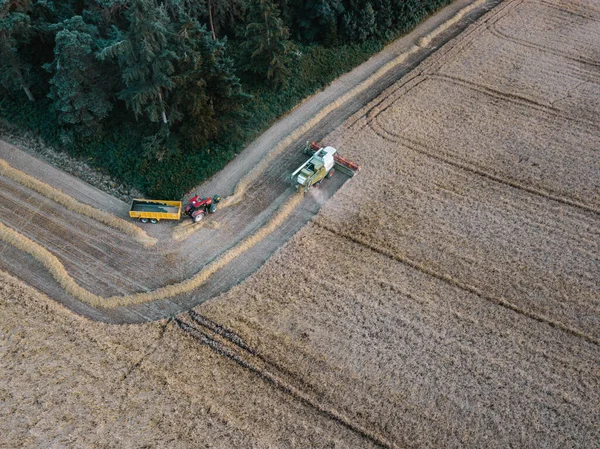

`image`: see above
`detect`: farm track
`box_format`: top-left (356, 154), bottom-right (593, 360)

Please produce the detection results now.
top-left (0, 0), bottom-right (502, 322)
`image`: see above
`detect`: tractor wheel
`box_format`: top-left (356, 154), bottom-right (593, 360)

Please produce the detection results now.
top-left (327, 168), bottom-right (335, 178)
top-left (150, 218), bottom-right (158, 224)
top-left (193, 212), bottom-right (204, 223)
top-left (140, 218), bottom-right (149, 223)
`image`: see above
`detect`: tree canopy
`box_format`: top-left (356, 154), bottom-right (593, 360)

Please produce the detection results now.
top-left (0, 0), bottom-right (452, 197)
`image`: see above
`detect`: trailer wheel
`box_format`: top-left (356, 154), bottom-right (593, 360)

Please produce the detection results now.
top-left (150, 218), bottom-right (158, 224)
top-left (140, 218), bottom-right (149, 223)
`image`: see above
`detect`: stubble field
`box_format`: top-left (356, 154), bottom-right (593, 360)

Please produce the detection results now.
top-left (1, 0), bottom-right (599, 447)
top-left (198, 0), bottom-right (600, 445)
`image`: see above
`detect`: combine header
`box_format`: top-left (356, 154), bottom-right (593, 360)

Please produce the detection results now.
top-left (290, 142), bottom-right (360, 192)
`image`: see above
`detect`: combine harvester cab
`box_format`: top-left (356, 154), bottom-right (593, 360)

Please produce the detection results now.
top-left (291, 142), bottom-right (360, 192)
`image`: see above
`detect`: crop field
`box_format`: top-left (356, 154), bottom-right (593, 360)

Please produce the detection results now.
top-left (198, 0), bottom-right (600, 445)
top-left (1, 0), bottom-right (599, 447)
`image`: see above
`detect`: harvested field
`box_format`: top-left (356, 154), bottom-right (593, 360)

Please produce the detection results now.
top-left (199, 224), bottom-right (600, 448)
top-left (0, 272), bottom-right (375, 448)
top-left (1, 0), bottom-right (600, 446)
top-left (193, 0), bottom-right (600, 445)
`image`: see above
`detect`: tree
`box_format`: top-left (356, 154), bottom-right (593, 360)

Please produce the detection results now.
top-left (44, 16), bottom-right (112, 135)
top-left (0, 0), bottom-right (35, 101)
top-left (207, 0), bottom-right (246, 38)
top-left (341, 0), bottom-right (376, 43)
top-left (98, 0), bottom-right (176, 124)
top-left (170, 20), bottom-right (248, 147)
top-left (241, 0), bottom-right (295, 87)
top-left (293, 0), bottom-right (344, 44)
top-left (372, 0), bottom-right (393, 39)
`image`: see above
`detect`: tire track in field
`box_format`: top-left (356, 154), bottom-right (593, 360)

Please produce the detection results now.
top-left (314, 222), bottom-right (600, 347)
top-left (365, 117), bottom-right (600, 216)
top-left (173, 315), bottom-right (398, 449)
top-left (428, 74), bottom-right (600, 126)
top-left (0, 177), bottom-right (146, 254)
top-left (535, 0), bottom-right (600, 21)
top-left (338, 0), bottom-right (521, 133)
top-left (0, 159), bottom-right (155, 247)
top-left (487, 22), bottom-right (600, 68)
top-left (187, 310), bottom-right (318, 393)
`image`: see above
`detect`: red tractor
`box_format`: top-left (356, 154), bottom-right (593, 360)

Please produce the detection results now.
top-left (184, 194), bottom-right (221, 223)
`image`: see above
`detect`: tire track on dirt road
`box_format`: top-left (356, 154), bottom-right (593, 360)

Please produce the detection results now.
top-left (0, 158), bottom-right (155, 247)
top-left (0, 0), bottom-right (507, 321)
top-left (173, 314), bottom-right (399, 449)
top-left (186, 0), bottom-right (500, 219)
top-left (0, 192), bottom-right (305, 308)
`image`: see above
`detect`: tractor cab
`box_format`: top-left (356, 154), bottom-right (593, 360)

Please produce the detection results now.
top-left (184, 194), bottom-right (221, 222)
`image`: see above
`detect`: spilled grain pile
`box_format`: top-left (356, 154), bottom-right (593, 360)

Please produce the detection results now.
top-left (0, 158), bottom-right (156, 247)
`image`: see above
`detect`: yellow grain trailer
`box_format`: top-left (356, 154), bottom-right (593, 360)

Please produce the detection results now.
top-left (129, 199), bottom-right (182, 223)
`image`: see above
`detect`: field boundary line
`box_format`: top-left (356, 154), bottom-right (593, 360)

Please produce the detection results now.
top-left (0, 158), bottom-right (156, 247)
top-left (0, 191), bottom-right (304, 309)
top-left (367, 122), bottom-right (600, 216)
top-left (174, 315), bottom-right (400, 449)
top-left (315, 222), bottom-right (600, 347)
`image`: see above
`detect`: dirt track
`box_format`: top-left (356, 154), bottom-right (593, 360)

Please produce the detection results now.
top-left (0, 0), bottom-right (498, 322)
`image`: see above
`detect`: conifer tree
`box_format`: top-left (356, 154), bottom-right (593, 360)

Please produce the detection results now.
top-left (170, 20), bottom-right (247, 147)
top-left (373, 0), bottom-right (393, 38)
top-left (294, 0), bottom-right (344, 44)
top-left (341, 0), bottom-right (376, 42)
top-left (45, 16), bottom-right (112, 134)
top-left (0, 0), bottom-right (35, 101)
top-left (241, 0), bottom-right (295, 87)
top-left (98, 0), bottom-right (176, 124)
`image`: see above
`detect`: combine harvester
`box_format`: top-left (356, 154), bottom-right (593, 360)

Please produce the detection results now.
top-left (290, 142), bottom-right (360, 192)
top-left (129, 194), bottom-right (221, 223)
